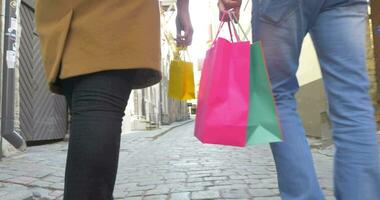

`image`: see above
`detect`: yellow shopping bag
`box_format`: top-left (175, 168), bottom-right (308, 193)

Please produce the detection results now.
top-left (168, 48), bottom-right (195, 100)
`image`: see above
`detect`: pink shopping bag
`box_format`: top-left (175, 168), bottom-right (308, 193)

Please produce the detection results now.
top-left (195, 17), bottom-right (251, 147)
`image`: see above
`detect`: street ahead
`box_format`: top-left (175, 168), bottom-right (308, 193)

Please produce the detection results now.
top-left (0, 121), bottom-right (335, 200)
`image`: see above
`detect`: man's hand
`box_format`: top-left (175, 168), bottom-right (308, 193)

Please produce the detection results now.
top-left (176, 0), bottom-right (193, 47)
top-left (218, 0), bottom-right (242, 22)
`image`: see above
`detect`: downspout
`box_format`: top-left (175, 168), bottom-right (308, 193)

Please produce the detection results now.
top-left (0, 0), bottom-right (26, 151)
top-left (0, 0), bottom-right (3, 158)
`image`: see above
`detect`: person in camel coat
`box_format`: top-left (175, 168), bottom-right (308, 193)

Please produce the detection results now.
top-left (35, 0), bottom-right (193, 199)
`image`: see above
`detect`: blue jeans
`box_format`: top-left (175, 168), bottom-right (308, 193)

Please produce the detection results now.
top-left (252, 0), bottom-right (380, 199)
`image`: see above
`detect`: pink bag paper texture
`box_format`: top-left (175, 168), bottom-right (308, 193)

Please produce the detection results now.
top-left (195, 38), bottom-right (250, 147)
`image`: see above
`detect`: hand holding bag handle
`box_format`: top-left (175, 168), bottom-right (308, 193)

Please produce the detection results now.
top-left (212, 10), bottom-right (249, 47)
top-left (227, 9), bottom-right (250, 41)
top-left (212, 12), bottom-right (240, 46)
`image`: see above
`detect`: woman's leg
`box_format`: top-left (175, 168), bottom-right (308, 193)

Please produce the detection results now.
top-left (61, 70), bottom-right (135, 200)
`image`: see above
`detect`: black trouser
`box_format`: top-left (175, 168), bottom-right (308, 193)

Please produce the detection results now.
top-left (60, 70), bottom-right (135, 200)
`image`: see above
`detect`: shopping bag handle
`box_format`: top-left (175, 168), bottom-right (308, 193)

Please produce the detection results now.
top-left (213, 12), bottom-right (237, 45)
top-left (227, 10), bottom-right (250, 41)
top-left (212, 10), bottom-right (249, 46)
top-left (227, 22), bottom-right (235, 42)
top-left (174, 46), bottom-right (191, 61)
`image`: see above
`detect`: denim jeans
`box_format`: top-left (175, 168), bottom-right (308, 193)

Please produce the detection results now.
top-left (60, 70), bottom-right (135, 200)
top-left (252, 0), bottom-right (380, 199)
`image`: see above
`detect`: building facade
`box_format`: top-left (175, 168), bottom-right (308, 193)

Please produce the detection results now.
top-left (122, 0), bottom-right (190, 132)
top-left (0, 0), bottom-right (191, 157)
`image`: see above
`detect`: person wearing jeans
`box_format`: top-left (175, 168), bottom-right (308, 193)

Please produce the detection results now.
top-left (35, 0), bottom-right (193, 199)
top-left (220, 0), bottom-right (380, 199)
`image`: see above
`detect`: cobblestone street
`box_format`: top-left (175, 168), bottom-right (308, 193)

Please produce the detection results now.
top-left (0, 120), bottom-right (337, 200)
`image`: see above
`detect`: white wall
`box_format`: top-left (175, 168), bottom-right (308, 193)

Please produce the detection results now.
top-left (297, 35), bottom-right (322, 86)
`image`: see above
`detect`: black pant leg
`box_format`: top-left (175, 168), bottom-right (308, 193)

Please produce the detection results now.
top-left (61, 70), bottom-right (135, 200)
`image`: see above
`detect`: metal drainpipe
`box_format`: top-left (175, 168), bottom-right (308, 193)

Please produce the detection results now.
top-left (0, 0), bottom-right (3, 158)
top-left (0, 0), bottom-right (26, 151)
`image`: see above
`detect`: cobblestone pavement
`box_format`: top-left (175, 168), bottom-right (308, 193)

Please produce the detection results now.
top-left (0, 120), bottom-right (338, 200)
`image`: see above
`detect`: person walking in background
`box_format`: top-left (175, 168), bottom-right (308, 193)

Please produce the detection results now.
top-left (219, 0), bottom-right (380, 199)
top-left (35, 0), bottom-right (192, 199)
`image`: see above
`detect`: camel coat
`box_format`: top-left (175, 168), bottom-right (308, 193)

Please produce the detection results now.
top-left (35, 0), bottom-right (162, 94)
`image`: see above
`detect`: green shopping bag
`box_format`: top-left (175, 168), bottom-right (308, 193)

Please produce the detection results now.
top-left (247, 42), bottom-right (283, 145)
top-left (195, 11), bottom-right (282, 147)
